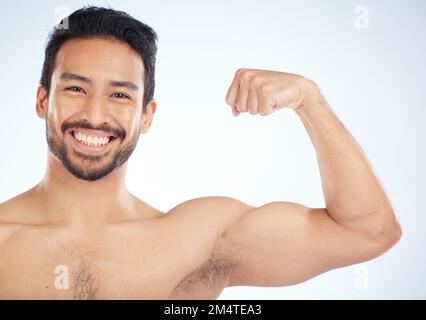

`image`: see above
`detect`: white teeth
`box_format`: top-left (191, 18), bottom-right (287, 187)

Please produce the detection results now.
top-left (73, 131), bottom-right (111, 147)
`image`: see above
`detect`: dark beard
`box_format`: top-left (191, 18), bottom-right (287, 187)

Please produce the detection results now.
top-left (46, 120), bottom-right (139, 181)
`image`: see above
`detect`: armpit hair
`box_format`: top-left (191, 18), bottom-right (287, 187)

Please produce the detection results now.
top-left (169, 251), bottom-right (236, 299)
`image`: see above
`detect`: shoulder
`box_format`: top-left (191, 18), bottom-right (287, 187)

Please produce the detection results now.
top-left (0, 192), bottom-right (33, 244)
top-left (168, 196), bottom-right (254, 230)
top-left (0, 187), bottom-right (38, 224)
top-left (0, 194), bottom-right (25, 224)
top-left (166, 196), bottom-right (255, 249)
top-left (166, 196), bottom-right (256, 295)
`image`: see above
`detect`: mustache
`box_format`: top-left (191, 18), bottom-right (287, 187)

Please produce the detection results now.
top-left (61, 120), bottom-right (125, 140)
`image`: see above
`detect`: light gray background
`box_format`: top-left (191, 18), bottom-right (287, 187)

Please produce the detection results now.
top-left (0, 0), bottom-right (424, 299)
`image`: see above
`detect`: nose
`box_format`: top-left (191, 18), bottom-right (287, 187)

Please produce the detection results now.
top-left (81, 93), bottom-right (112, 126)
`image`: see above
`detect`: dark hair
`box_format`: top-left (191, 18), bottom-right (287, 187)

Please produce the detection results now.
top-left (40, 5), bottom-right (158, 112)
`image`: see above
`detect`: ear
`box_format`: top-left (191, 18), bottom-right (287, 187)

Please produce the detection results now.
top-left (36, 85), bottom-right (48, 119)
top-left (140, 98), bottom-right (157, 134)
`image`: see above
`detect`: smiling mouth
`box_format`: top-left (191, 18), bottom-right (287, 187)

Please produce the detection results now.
top-left (70, 130), bottom-right (118, 147)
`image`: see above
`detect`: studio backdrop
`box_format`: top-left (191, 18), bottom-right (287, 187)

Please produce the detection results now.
top-left (0, 0), bottom-right (424, 299)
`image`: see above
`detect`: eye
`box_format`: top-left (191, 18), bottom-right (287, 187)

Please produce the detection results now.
top-left (65, 86), bottom-right (85, 93)
top-left (112, 92), bottom-right (131, 99)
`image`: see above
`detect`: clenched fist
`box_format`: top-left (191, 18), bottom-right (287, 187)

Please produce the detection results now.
top-left (225, 68), bottom-right (318, 116)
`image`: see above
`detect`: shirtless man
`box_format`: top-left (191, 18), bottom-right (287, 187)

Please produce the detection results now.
top-left (0, 6), bottom-right (401, 300)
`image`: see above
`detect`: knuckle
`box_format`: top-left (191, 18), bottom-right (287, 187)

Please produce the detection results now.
top-left (236, 68), bottom-right (245, 76)
top-left (240, 71), bottom-right (252, 84)
top-left (259, 83), bottom-right (273, 95)
top-left (250, 75), bottom-right (262, 89)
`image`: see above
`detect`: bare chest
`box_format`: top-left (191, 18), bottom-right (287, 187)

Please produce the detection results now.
top-left (0, 225), bottom-right (231, 299)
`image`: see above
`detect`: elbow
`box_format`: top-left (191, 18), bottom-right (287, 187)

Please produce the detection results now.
top-left (382, 222), bottom-right (402, 248)
top-left (372, 214), bottom-right (402, 253)
top-left (389, 220), bottom-right (403, 246)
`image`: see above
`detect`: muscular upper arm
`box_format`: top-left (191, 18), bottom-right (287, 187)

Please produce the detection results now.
top-left (215, 199), bottom-right (396, 287)
top-left (169, 196), bottom-right (397, 288)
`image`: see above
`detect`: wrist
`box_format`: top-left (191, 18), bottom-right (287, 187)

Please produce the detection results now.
top-left (294, 79), bottom-right (326, 116)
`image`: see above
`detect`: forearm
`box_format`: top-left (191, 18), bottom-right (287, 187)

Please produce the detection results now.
top-left (294, 82), bottom-right (400, 240)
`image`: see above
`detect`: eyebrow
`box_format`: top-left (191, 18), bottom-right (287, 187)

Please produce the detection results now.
top-left (108, 80), bottom-right (139, 91)
top-left (60, 72), bottom-right (91, 83)
top-left (59, 72), bottom-right (139, 91)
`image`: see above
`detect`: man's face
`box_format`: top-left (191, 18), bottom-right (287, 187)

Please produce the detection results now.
top-left (38, 37), bottom-right (153, 181)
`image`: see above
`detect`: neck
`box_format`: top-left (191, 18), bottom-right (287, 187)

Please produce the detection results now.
top-left (35, 152), bottom-right (136, 228)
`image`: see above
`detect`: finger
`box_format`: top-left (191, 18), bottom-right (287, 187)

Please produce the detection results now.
top-left (231, 105), bottom-right (240, 117)
top-left (247, 86), bottom-right (258, 115)
top-left (225, 69), bottom-right (244, 107)
top-left (257, 83), bottom-right (275, 115)
top-left (236, 72), bottom-right (252, 112)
